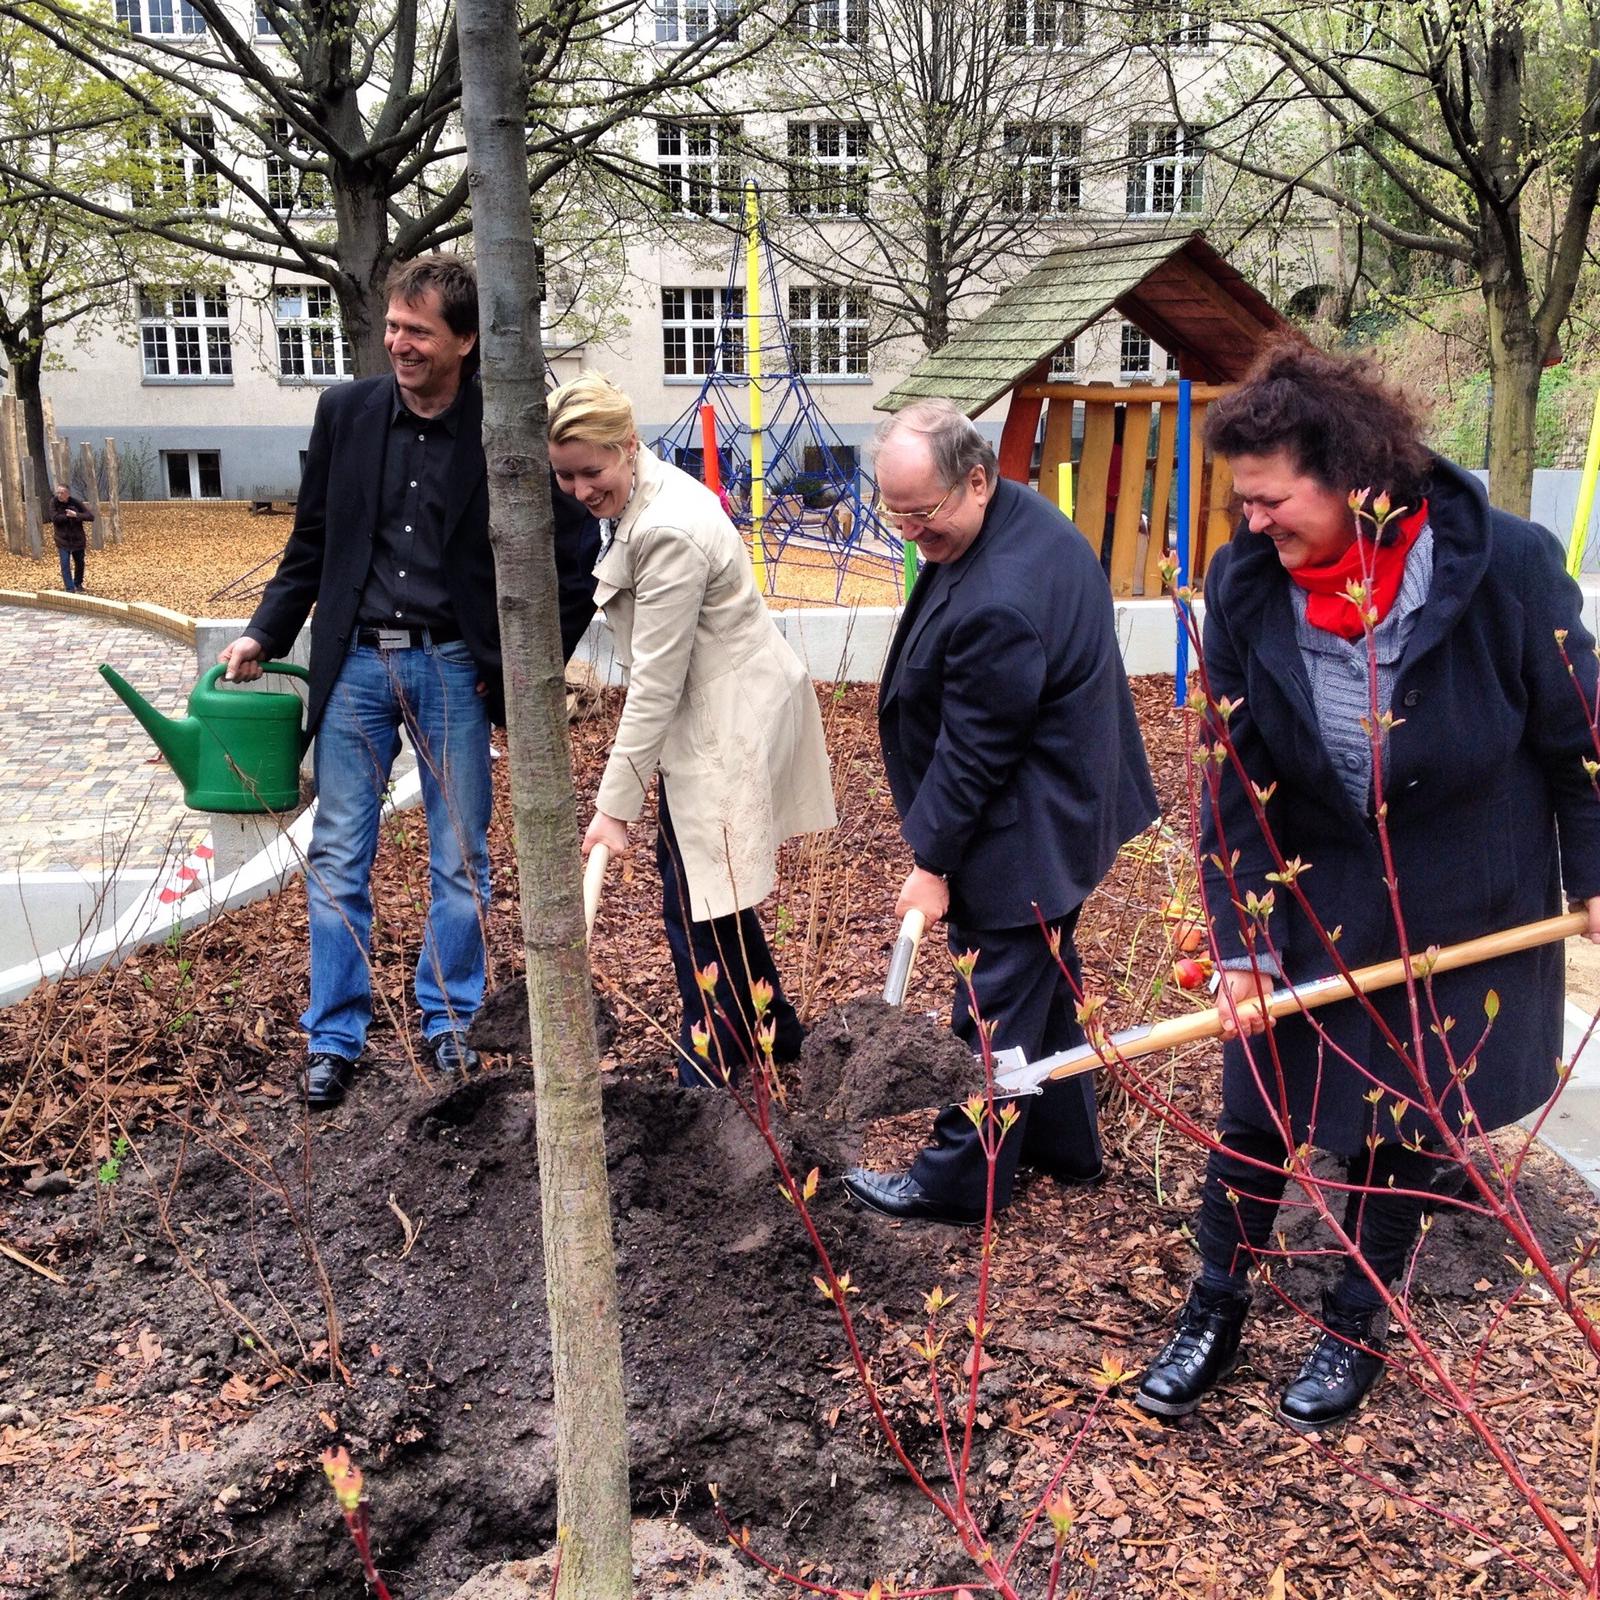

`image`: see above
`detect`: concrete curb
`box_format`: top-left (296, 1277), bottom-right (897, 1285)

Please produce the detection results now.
top-left (0, 587), bottom-right (198, 645)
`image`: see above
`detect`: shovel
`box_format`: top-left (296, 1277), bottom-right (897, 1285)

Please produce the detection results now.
top-left (883, 908), bottom-right (926, 1006)
top-left (990, 909), bottom-right (1589, 1098)
top-left (583, 843), bottom-right (611, 939)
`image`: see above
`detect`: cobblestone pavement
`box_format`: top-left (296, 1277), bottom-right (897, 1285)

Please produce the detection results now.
top-left (0, 605), bottom-right (211, 872)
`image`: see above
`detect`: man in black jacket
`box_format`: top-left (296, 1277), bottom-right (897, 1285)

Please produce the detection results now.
top-left (844, 399), bottom-right (1158, 1224)
top-left (218, 254), bottom-right (598, 1108)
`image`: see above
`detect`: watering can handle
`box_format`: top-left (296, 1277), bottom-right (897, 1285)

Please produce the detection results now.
top-left (199, 661), bottom-right (311, 692)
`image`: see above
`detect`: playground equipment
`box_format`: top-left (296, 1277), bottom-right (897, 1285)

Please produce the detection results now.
top-left (652, 182), bottom-right (912, 603)
top-left (99, 660), bottom-right (310, 813)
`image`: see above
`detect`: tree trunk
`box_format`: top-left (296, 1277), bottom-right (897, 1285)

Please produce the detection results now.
top-left (1482, 269), bottom-right (1541, 518)
top-left (10, 341), bottom-right (49, 555)
top-left (455, 2), bottom-right (633, 1597)
top-left (332, 179), bottom-right (395, 377)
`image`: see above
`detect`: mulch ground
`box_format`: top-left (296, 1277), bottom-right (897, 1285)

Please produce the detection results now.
top-left (1, 681), bottom-right (1598, 1599)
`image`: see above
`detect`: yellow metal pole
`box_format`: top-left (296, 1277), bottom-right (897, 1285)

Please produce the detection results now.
top-left (1057, 459), bottom-right (1075, 518)
top-left (744, 182), bottom-right (767, 588)
top-left (1568, 383), bottom-right (1600, 578)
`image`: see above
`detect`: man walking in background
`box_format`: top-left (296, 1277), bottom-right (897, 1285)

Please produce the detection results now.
top-left (218, 254), bottom-right (597, 1109)
top-left (46, 481), bottom-right (94, 592)
top-left (844, 399), bottom-right (1158, 1224)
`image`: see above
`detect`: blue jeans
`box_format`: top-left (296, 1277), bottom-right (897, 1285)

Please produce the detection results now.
top-left (58, 547), bottom-right (84, 591)
top-left (302, 639), bottom-right (492, 1060)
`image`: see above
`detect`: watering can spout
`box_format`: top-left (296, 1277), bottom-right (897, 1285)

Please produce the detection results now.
top-left (99, 663), bottom-right (201, 788)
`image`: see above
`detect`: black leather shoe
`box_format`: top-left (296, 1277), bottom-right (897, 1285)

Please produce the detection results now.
top-left (841, 1169), bottom-right (985, 1227)
top-left (1276, 1290), bottom-right (1387, 1433)
top-left (304, 1053), bottom-right (357, 1109)
top-left (431, 1032), bottom-right (480, 1076)
top-left (1136, 1279), bottom-right (1253, 1418)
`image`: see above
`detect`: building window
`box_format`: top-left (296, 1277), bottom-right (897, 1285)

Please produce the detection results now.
top-left (657, 120), bottom-right (741, 216)
top-left (275, 285), bottom-right (352, 381)
top-left (787, 122), bottom-right (869, 217)
top-left (1002, 124), bottom-right (1082, 213)
top-left (265, 117), bottom-right (329, 213)
top-left (138, 287), bottom-right (232, 380)
top-left (655, 0), bottom-right (739, 42)
top-left (1048, 338), bottom-right (1076, 380)
top-left (163, 449), bottom-right (223, 499)
top-left (1129, 0), bottom-right (1209, 49)
top-left (662, 287), bottom-right (745, 377)
top-left (1126, 123), bottom-right (1203, 216)
top-left (1003, 0), bottom-right (1084, 47)
top-left (255, 2), bottom-right (278, 31)
top-left (130, 116), bottom-right (219, 212)
top-left (797, 0), bottom-right (866, 44)
top-left (116, 0), bottom-right (206, 32)
top-left (1120, 323), bottom-right (1154, 380)
top-left (788, 286), bottom-right (869, 376)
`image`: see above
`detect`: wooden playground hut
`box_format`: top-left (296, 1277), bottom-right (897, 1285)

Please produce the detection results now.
top-left (876, 231), bottom-right (1300, 597)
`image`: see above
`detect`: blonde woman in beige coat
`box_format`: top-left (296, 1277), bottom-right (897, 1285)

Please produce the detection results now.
top-left (548, 373), bottom-right (836, 1084)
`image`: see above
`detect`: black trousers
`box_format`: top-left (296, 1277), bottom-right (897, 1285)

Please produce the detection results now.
top-left (657, 780), bottom-right (802, 1086)
top-left (909, 912), bottom-right (1100, 1214)
top-left (1197, 1109), bottom-right (1436, 1299)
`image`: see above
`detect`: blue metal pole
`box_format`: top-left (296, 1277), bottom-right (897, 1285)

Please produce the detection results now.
top-left (1174, 378), bottom-right (1192, 707)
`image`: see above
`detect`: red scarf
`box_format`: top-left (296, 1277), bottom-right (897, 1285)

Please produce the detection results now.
top-left (1287, 500), bottom-right (1429, 639)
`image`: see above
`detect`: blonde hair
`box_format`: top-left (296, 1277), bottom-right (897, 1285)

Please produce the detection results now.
top-left (548, 373), bottom-right (636, 451)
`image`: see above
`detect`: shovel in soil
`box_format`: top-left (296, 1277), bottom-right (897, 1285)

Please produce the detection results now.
top-left (990, 909), bottom-right (1589, 1098)
top-left (882, 909), bottom-right (926, 1006)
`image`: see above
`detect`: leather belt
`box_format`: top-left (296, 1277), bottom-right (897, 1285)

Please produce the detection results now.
top-left (356, 624), bottom-right (462, 650)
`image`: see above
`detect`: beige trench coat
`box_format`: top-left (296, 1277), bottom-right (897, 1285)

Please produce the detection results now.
top-left (593, 450), bottom-right (836, 920)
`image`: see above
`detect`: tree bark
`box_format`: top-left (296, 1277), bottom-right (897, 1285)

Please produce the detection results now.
top-left (456, 2), bottom-right (633, 1596)
top-left (1481, 248), bottom-right (1542, 519)
top-left (9, 339), bottom-right (49, 554)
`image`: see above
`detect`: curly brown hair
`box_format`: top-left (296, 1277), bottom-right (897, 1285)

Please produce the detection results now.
top-left (1205, 338), bottom-right (1433, 514)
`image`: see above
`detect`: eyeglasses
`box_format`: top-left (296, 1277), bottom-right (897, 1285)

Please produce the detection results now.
top-left (873, 480), bottom-right (962, 531)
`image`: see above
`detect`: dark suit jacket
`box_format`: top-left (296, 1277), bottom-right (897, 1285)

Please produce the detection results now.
top-left (878, 476), bottom-right (1159, 928)
top-left (1202, 455), bottom-right (1600, 1152)
top-left (245, 374), bottom-right (599, 733)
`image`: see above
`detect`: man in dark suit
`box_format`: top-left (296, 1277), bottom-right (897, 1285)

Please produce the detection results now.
top-left (218, 254), bottom-right (598, 1108)
top-left (844, 399), bottom-right (1158, 1224)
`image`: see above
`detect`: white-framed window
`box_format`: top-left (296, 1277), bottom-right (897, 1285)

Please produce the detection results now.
top-left (265, 116), bottom-right (329, 213)
top-left (1129, 0), bottom-right (1209, 49)
top-left (1126, 123), bottom-right (1202, 216)
top-left (1120, 323), bottom-right (1151, 380)
top-left (254, 2), bottom-right (277, 32)
top-left (657, 119), bottom-right (741, 216)
top-left (1002, 123), bottom-right (1082, 213)
top-left (131, 116), bottom-right (220, 212)
top-left (655, 0), bottom-right (739, 42)
top-left (1003, 0), bottom-right (1084, 48)
top-left (662, 286), bottom-right (745, 377)
top-left (787, 121), bottom-right (869, 217)
top-left (163, 449), bottom-right (223, 498)
top-left (275, 285), bottom-right (352, 381)
top-left (1048, 337), bottom-right (1077, 380)
top-left (116, 0), bottom-right (206, 32)
top-left (797, 0), bottom-right (866, 45)
top-left (138, 287), bottom-right (233, 380)
top-left (788, 286), bottom-right (869, 376)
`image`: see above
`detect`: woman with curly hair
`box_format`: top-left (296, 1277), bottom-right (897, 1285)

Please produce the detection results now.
top-left (1135, 341), bottom-right (1600, 1432)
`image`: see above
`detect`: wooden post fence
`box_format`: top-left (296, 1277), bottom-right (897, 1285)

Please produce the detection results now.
top-left (0, 395), bottom-right (23, 556)
top-left (103, 438), bottom-right (123, 546)
top-left (78, 441), bottom-right (105, 550)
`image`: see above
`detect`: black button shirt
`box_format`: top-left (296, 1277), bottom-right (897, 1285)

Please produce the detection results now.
top-left (357, 380), bottom-right (464, 631)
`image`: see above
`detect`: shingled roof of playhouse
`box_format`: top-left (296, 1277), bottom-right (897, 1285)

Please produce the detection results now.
top-left (876, 231), bottom-right (1294, 417)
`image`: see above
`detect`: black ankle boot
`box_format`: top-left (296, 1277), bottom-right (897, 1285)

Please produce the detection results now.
top-left (1135, 1279), bottom-right (1253, 1418)
top-left (1276, 1289), bottom-right (1388, 1433)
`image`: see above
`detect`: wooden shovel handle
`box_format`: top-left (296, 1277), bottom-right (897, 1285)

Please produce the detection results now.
top-left (1100, 909), bottom-right (1589, 1071)
top-left (883, 908), bottom-right (927, 1006)
top-left (583, 844), bottom-right (611, 940)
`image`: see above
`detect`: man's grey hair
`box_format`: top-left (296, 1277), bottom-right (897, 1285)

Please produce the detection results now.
top-left (871, 399), bottom-right (997, 488)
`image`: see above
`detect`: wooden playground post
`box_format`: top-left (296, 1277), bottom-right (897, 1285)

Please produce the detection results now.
top-left (19, 456), bottom-right (42, 559)
top-left (78, 441), bottom-right (105, 550)
top-left (0, 395), bottom-right (23, 556)
top-left (103, 438), bottom-right (123, 545)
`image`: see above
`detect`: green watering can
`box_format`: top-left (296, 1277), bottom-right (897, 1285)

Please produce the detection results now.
top-left (99, 661), bottom-right (311, 814)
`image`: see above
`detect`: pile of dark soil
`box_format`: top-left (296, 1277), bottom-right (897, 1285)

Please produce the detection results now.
top-left (0, 1005), bottom-right (1005, 1599)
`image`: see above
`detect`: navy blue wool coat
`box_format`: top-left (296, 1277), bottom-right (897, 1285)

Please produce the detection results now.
top-left (879, 476), bottom-right (1158, 929)
top-left (1201, 456), bottom-right (1600, 1154)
